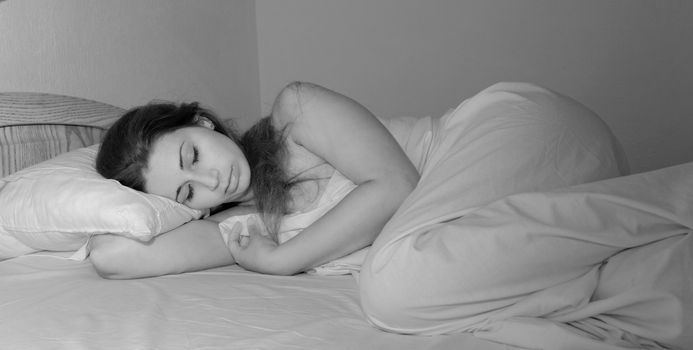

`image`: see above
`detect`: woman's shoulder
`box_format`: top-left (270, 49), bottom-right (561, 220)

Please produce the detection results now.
top-left (269, 81), bottom-right (352, 131)
top-left (268, 82), bottom-right (334, 165)
top-left (269, 81), bottom-right (318, 128)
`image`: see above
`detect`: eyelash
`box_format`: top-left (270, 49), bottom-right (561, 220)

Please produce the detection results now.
top-left (185, 147), bottom-right (199, 203)
top-left (185, 184), bottom-right (195, 202)
top-left (192, 147), bottom-right (199, 165)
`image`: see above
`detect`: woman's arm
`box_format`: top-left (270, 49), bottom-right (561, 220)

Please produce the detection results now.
top-left (228, 82), bottom-right (419, 275)
top-left (89, 205), bottom-right (255, 279)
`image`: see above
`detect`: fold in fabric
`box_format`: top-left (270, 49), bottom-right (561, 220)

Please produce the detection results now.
top-left (360, 82), bottom-right (689, 349)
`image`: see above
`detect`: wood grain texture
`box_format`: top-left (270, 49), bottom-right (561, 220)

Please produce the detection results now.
top-left (0, 92), bottom-right (126, 176)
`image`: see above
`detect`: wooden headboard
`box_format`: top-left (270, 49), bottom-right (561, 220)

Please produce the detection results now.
top-left (0, 92), bottom-right (125, 177)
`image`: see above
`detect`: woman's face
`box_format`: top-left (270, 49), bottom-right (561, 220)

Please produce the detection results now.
top-left (143, 126), bottom-right (251, 210)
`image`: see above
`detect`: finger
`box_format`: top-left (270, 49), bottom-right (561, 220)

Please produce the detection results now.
top-left (226, 223), bottom-right (246, 254)
top-left (239, 235), bottom-right (249, 248)
top-left (225, 222), bottom-right (242, 244)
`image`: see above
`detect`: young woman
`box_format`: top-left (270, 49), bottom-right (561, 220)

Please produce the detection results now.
top-left (90, 81), bottom-right (691, 348)
top-left (91, 81), bottom-right (420, 278)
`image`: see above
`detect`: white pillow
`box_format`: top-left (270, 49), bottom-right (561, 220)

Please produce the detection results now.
top-left (0, 144), bottom-right (205, 260)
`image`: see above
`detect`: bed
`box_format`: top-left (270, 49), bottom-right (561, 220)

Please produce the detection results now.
top-left (1, 87), bottom-right (691, 350)
top-left (0, 92), bottom-right (521, 350)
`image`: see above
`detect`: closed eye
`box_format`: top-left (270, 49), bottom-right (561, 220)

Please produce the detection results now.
top-left (183, 146), bottom-right (198, 203)
top-left (185, 183), bottom-right (195, 202)
top-left (192, 146), bottom-right (199, 165)
top-left (175, 143), bottom-right (199, 203)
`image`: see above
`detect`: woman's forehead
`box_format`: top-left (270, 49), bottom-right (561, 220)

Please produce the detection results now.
top-left (151, 130), bottom-right (185, 156)
top-left (153, 127), bottom-right (198, 148)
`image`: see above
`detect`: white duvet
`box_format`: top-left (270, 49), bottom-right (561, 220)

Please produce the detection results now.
top-left (359, 83), bottom-right (691, 349)
top-left (367, 161), bottom-right (693, 349)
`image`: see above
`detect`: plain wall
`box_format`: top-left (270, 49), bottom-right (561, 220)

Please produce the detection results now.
top-left (0, 0), bottom-right (260, 130)
top-left (2, 1), bottom-right (691, 173)
top-left (256, 0), bottom-right (693, 173)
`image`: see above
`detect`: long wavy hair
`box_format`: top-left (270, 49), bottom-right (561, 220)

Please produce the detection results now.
top-left (96, 102), bottom-right (290, 239)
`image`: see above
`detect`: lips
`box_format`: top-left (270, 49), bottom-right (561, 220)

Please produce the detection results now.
top-left (224, 164), bottom-right (237, 196)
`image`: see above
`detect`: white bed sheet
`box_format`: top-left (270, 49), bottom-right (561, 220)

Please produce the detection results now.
top-left (0, 253), bottom-right (522, 350)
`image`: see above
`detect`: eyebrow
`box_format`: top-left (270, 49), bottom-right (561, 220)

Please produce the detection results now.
top-left (174, 142), bottom-right (184, 202)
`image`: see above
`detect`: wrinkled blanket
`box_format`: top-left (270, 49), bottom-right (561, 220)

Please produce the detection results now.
top-left (368, 161), bottom-right (693, 349)
top-left (360, 83), bottom-right (691, 349)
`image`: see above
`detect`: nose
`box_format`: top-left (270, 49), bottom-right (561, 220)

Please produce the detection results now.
top-left (191, 168), bottom-right (219, 190)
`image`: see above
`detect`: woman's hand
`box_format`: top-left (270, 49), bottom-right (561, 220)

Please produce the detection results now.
top-left (226, 217), bottom-right (290, 275)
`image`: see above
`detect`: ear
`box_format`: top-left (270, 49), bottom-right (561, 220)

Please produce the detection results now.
top-left (194, 114), bottom-right (215, 130)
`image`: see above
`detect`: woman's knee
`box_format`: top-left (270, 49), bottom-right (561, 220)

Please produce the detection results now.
top-left (359, 264), bottom-right (415, 333)
top-left (359, 249), bottom-right (445, 334)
